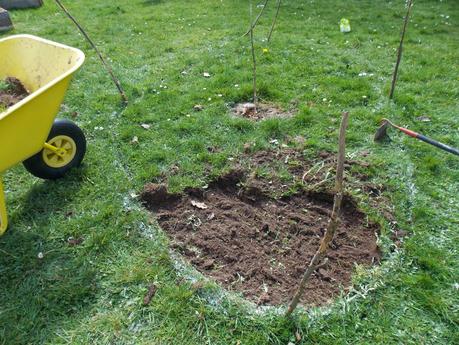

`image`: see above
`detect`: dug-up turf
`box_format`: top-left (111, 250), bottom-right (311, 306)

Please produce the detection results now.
top-left (141, 164), bottom-right (380, 307)
top-left (0, 77), bottom-right (29, 110)
top-left (232, 102), bottom-right (294, 121)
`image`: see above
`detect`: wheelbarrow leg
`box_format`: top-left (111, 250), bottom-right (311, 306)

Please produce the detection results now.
top-left (0, 177), bottom-right (8, 235)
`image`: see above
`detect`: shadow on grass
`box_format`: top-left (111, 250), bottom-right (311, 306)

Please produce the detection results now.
top-left (10, 166), bottom-right (87, 228)
top-left (0, 167), bottom-right (98, 343)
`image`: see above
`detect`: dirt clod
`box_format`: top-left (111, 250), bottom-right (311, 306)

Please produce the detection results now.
top-left (141, 183), bottom-right (179, 206)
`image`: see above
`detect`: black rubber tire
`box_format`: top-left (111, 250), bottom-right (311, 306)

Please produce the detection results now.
top-left (23, 119), bottom-right (86, 180)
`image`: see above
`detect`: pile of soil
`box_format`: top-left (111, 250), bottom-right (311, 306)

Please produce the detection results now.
top-left (232, 102), bottom-right (293, 121)
top-left (0, 77), bottom-right (29, 111)
top-left (142, 161), bottom-right (381, 306)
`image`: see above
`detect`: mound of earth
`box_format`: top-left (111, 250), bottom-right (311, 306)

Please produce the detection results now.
top-left (0, 77), bottom-right (29, 111)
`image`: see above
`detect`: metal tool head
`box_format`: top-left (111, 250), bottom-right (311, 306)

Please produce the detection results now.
top-left (374, 118), bottom-right (392, 142)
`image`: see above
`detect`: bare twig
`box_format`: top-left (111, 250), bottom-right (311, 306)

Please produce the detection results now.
top-left (389, 0), bottom-right (414, 100)
top-left (249, 1), bottom-right (258, 106)
top-left (143, 284), bottom-right (157, 305)
top-left (243, 0), bottom-right (270, 37)
top-left (267, 0), bottom-right (281, 42)
top-left (285, 112), bottom-right (350, 317)
top-left (54, 0), bottom-right (128, 105)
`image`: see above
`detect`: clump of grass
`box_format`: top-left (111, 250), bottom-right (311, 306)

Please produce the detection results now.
top-left (0, 79), bottom-right (9, 92)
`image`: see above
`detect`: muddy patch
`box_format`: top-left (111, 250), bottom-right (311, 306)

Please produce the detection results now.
top-left (232, 102), bottom-right (293, 121)
top-left (0, 77), bottom-right (29, 111)
top-left (142, 164), bottom-right (380, 306)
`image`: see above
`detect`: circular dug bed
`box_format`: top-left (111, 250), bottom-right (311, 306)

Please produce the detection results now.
top-left (141, 171), bottom-right (380, 307)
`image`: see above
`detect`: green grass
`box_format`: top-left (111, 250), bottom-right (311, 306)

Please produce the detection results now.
top-left (1, 0), bottom-right (458, 343)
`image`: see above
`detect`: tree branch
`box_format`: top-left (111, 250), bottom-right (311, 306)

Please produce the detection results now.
top-left (267, 0), bottom-right (281, 42)
top-left (55, 0), bottom-right (128, 105)
top-left (285, 111), bottom-right (350, 317)
top-left (389, 0), bottom-right (414, 100)
top-left (243, 0), bottom-right (270, 37)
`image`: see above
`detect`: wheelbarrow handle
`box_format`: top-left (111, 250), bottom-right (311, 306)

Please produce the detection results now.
top-left (0, 177), bottom-right (8, 235)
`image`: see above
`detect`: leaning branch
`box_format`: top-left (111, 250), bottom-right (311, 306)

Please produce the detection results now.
top-left (389, 0), bottom-right (414, 100)
top-left (55, 0), bottom-right (128, 104)
top-left (242, 0), bottom-right (270, 37)
top-left (285, 111), bottom-right (350, 317)
top-left (267, 0), bottom-right (281, 42)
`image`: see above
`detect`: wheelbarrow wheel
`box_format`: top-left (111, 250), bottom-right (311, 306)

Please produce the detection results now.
top-left (23, 119), bottom-right (86, 180)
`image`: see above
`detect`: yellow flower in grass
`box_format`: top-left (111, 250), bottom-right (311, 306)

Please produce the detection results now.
top-left (262, 48), bottom-right (269, 54)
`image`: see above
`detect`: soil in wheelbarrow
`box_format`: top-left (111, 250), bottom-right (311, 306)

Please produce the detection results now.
top-left (141, 150), bottom-right (381, 306)
top-left (0, 77), bottom-right (29, 111)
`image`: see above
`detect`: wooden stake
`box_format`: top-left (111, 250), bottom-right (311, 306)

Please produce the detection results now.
top-left (54, 0), bottom-right (128, 105)
top-left (285, 111), bottom-right (350, 317)
top-left (389, 0), bottom-right (414, 100)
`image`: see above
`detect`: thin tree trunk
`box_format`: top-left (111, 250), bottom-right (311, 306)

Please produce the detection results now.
top-left (267, 0), bottom-right (281, 42)
top-left (389, 0), bottom-right (414, 100)
top-left (285, 111), bottom-right (350, 317)
top-left (55, 0), bottom-right (128, 104)
top-left (249, 2), bottom-right (257, 106)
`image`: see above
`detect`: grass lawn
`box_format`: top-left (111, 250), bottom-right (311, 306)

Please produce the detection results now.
top-left (1, 0), bottom-right (458, 343)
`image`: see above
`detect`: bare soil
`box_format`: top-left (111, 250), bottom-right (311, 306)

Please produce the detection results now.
top-left (0, 77), bottom-right (29, 110)
top-left (232, 102), bottom-right (293, 121)
top-left (141, 149), bottom-right (381, 306)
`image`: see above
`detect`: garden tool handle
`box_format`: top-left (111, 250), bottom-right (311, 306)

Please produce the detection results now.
top-left (395, 124), bottom-right (459, 156)
top-left (417, 134), bottom-right (459, 157)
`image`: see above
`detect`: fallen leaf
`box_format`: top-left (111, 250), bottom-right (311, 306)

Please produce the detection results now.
top-left (131, 136), bottom-right (139, 144)
top-left (140, 123), bottom-right (151, 129)
top-left (191, 200), bottom-right (208, 209)
top-left (203, 72), bottom-right (211, 78)
top-left (193, 104), bottom-right (204, 111)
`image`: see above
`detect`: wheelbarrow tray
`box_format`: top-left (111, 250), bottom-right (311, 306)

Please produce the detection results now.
top-left (0, 34), bottom-right (85, 172)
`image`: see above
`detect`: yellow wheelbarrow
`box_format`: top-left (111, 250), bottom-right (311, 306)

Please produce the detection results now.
top-left (0, 34), bottom-right (86, 235)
